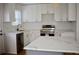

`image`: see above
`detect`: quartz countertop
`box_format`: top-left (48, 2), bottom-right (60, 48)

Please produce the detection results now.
top-left (24, 35), bottom-right (79, 53)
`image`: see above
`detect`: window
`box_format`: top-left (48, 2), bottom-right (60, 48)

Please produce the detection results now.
top-left (12, 10), bottom-right (21, 26)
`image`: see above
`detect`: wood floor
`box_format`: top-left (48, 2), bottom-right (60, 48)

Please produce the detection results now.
top-left (1, 50), bottom-right (79, 55)
top-left (1, 49), bottom-right (26, 55)
top-left (64, 53), bottom-right (79, 55)
top-left (17, 49), bottom-right (26, 55)
top-left (18, 50), bottom-right (79, 55)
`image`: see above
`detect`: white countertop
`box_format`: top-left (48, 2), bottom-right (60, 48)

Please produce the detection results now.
top-left (24, 36), bottom-right (79, 53)
top-left (5, 31), bottom-right (23, 34)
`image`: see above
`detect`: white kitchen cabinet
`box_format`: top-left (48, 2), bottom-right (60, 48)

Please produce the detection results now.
top-left (23, 31), bottom-right (30, 46)
top-left (40, 4), bottom-right (47, 14)
top-left (4, 4), bottom-right (22, 25)
top-left (54, 3), bottom-right (76, 21)
top-left (47, 4), bottom-right (54, 14)
top-left (5, 32), bottom-right (24, 54)
top-left (5, 33), bottom-right (17, 54)
top-left (4, 4), bottom-right (15, 22)
top-left (68, 3), bottom-right (76, 21)
top-left (12, 4), bottom-right (22, 25)
top-left (0, 35), bottom-right (4, 54)
top-left (76, 4), bottom-right (79, 43)
top-left (41, 4), bottom-right (54, 14)
top-left (61, 4), bottom-right (68, 21)
top-left (24, 30), bottom-right (40, 46)
top-left (4, 4), bottom-right (10, 22)
top-left (22, 4), bottom-right (41, 22)
top-left (0, 4), bottom-right (5, 54)
top-left (54, 3), bottom-right (68, 21)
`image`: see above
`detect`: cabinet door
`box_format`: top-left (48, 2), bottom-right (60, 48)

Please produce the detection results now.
top-left (77, 4), bottom-right (79, 43)
top-left (22, 4), bottom-right (41, 22)
top-left (4, 4), bottom-right (10, 22)
top-left (47, 4), bottom-right (54, 14)
top-left (61, 4), bottom-right (68, 21)
top-left (12, 4), bottom-right (22, 25)
top-left (54, 4), bottom-right (68, 21)
top-left (33, 5), bottom-right (41, 22)
top-left (4, 4), bottom-right (15, 22)
top-left (0, 4), bottom-right (4, 54)
top-left (68, 3), bottom-right (76, 21)
top-left (0, 34), bottom-right (4, 54)
top-left (40, 4), bottom-right (48, 14)
top-left (5, 33), bottom-right (17, 54)
top-left (9, 4), bottom-right (15, 22)
top-left (41, 4), bottom-right (54, 14)
top-left (54, 3), bottom-right (62, 21)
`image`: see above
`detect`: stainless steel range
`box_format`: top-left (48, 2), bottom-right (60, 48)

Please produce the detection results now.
top-left (40, 25), bottom-right (55, 36)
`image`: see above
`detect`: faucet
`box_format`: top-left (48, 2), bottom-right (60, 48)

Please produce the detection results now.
top-left (17, 24), bottom-right (20, 31)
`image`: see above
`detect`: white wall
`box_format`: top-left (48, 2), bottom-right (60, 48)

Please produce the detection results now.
top-left (55, 21), bottom-right (76, 31)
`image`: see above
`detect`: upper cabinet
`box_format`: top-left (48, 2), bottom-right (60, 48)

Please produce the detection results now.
top-left (41, 4), bottom-right (54, 14)
top-left (22, 4), bottom-right (41, 22)
top-left (0, 4), bottom-right (4, 22)
top-left (40, 4), bottom-right (47, 14)
top-left (12, 4), bottom-right (22, 25)
top-left (54, 3), bottom-right (76, 21)
top-left (4, 4), bottom-right (22, 25)
top-left (4, 3), bottom-right (76, 23)
top-left (4, 4), bottom-right (15, 22)
top-left (54, 3), bottom-right (68, 21)
top-left (22, 4), bottom-right (55, 22)
top-left (68, 4), bottom-right (76, 21)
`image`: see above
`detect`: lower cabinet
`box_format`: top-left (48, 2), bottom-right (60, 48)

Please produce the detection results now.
top-left (0, 35), bottom-right (5, 54)
top-left (5, 32), bottom-right (24, 54)
top-left (77, 4), bottom-right (79, 43)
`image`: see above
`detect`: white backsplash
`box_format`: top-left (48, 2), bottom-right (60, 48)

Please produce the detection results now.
top-left (23, 21), bottom-right (76, 31)
top-left (55, 21), bottom-right (76, 32)
top-left (3, 22), bottom-right (17, 32)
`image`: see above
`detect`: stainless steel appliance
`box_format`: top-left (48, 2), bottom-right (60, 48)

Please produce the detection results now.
top-left (40, 25), bottom-right (55, 36)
